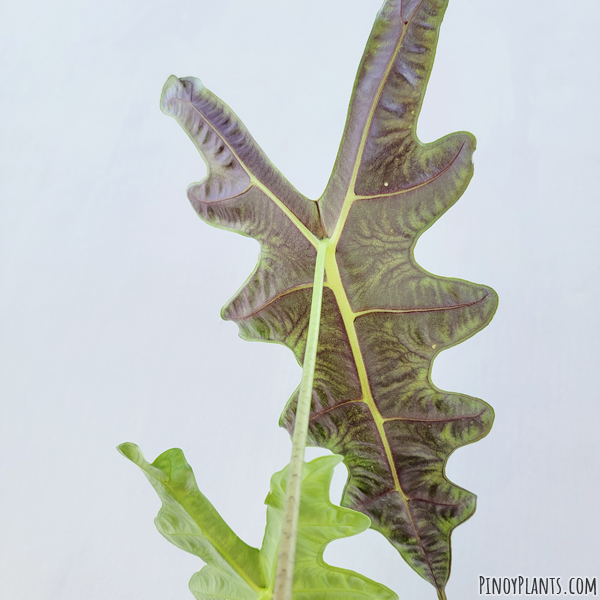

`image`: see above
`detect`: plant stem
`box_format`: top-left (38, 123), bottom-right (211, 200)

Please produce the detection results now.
top-left (272, 238), bottom-right (328, 600)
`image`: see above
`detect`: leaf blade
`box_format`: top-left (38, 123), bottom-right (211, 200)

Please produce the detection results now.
top-left (118, 443), bottom-right (265, 595)
top-left (163, 0), bottom-right (498, 594)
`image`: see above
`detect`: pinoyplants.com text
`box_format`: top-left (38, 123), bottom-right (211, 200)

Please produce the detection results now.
top-left (479, 576), bottom-right (597, 596)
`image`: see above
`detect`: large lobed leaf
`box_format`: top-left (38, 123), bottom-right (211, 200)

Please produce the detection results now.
top-left (161, 0), bottom-right (497, 595)
top-left (118, 443), bottom-right (396, 600)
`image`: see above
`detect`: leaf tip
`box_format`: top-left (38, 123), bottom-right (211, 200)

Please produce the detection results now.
top-left (160, 75), bottom-right (205, 115)
top-left (117, 442), bottom-right (154, 469)
top-left (117, 442), bottom-right (142, 462)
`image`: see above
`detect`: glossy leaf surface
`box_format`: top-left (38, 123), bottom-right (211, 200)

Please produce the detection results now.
top-left (119, 444), bottom-right (396, 600)
top-left (161, 0), bottom-right (497, 594)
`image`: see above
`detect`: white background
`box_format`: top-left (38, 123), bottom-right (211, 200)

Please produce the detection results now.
top-left (1, 0), bottom-right (599, 598)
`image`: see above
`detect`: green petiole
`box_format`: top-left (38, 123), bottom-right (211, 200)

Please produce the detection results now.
top-left (272, 238), bottom-right (328, 600)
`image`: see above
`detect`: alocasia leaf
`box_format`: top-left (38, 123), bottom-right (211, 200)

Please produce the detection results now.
top-left (118, 443), bottom-right (397, 600)
top-left (160, 0), bottom-right (497, 596)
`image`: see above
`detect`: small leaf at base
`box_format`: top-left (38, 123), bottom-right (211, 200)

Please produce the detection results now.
top-left (120, 444), bottom-right (397, 600)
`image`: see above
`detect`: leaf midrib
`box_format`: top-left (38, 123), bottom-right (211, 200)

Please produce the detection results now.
top-left (323, 4), bottom-right (440, 585)
top-left (160, 469), bottom-right (264, 594)
top-left (323, 243), bottom-right (433, 573)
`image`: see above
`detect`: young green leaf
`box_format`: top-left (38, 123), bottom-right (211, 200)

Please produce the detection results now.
top-left (161, 0), bottom-right (497, 595)
top-left (118, 443), bottom-right (397, 600)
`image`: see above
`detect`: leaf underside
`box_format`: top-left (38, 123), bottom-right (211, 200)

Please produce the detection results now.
top-left (161, 0), bottom-right (497, 594)
top-left (119, 444), bottom-right (397, 600)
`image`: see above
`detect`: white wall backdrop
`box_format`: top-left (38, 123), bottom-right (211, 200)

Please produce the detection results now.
top-left (1, 0), bottom-right (599, 598)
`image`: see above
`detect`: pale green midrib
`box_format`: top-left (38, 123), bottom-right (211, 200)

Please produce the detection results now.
top-left (272, 240), bottom-right (328, 600)
top-left (174, 98), bottom-right (320, 250)
top-left (324, 11), bottom-right (442, 587)
top-left (324, 247), bottom-right (440, 591)
top-left (323, 253), bottom-right (424, 530)
top-left (160, 479), bottom-right (263, 594)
